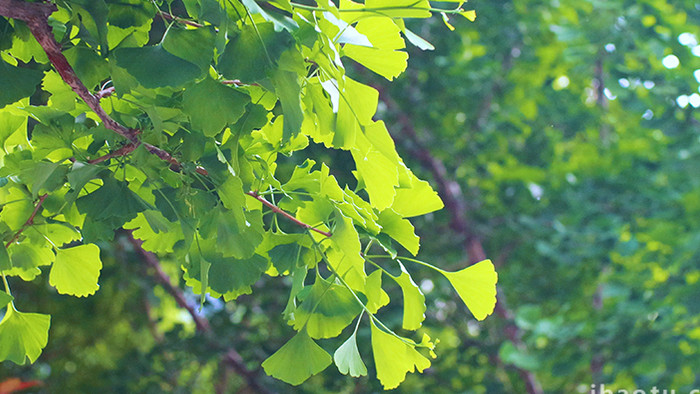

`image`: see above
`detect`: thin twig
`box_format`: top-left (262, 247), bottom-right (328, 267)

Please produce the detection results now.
top-left (221, 79), bottom-right (260, 87)
top-left (87, 143), bottom-right (139, 164)
top-left (5, 194), bottom-right (48, 248)
top-left (246, 191), bottom-right (332, 237)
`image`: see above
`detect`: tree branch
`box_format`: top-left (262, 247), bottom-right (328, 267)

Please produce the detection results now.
top-left (125, 231), bottom-right (272, 393)
top-left (5, 194), bottom-right (48, 248)
top-left (0, 0), bottom-right (209, 177)
top-left (246, 191), bottom-right (332, 237)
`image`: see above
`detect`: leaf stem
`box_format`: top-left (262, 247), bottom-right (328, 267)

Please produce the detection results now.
top-left (5, 194), bottom-right (48, 248)
top-left (306, 231), bottom-right (422, 347)
top-left (246, 191), bottom-right (332, 237)
top-left (363, 254), bottom-right (445, 273)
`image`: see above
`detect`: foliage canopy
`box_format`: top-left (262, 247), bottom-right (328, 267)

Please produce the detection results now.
top-left (0, 0), bottom-right (494, 389)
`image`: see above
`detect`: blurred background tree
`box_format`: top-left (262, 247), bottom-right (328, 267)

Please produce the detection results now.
top-left (3, 0), bottom-right (700, 392)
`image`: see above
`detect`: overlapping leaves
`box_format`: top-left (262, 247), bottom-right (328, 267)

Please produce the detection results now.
top-left (0, 0), bottom-right (492, 389)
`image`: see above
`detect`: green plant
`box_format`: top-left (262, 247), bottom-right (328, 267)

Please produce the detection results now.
top-left (0, 0), bottom-right (495, 389)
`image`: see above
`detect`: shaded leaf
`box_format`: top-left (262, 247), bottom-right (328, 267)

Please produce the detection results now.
top-left (334, 331), bottom-right (368, 377)
top-left (291, 275), bottom-right (362, 339)
top-left (112, 45), bottom-right (200, 88)
top-left (182, 76), bottom-right (249, 137)
top-left (0, 60), bottom-right (42, 109)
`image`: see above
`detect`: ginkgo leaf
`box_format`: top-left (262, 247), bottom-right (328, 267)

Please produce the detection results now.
top-left (0, 245), bottom-right (10, 271)
top-left (344, 46), bottom-right (408, 81)
top-left (49, 244), bottom-right (102, 297)
top-left (334, 331), bottom-right (367, 377)
top-left (262, 330), bottom-right (332, 385)
top-left (0, 59), bottom-right (43, 108)
top-left (391, 168), bottom-right (444, 217)
top-left (112, 45), bottom-right (201, 88)
top-left (441, 259), bottom-right (498, 320)
top-left (364, 269), bottom-right (390, 313)
top-left (291, 275), bottom-right (362, 339)
top-left (390, 262), bottom-right (426, 330)
top-left (460, 10), bottom-right (477, 22)
top-left (377, 209), bottom-right (419, 256)
top-left (0, 307), bottom-right (50, 365)
top-left (371, 321), bottom-right (431, 390)
top-left (182, 76), bottom-right (249, 137)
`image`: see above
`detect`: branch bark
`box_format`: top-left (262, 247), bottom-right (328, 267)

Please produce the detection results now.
top-left (0, 0), bottom-right (209, 177)
top-left (246, 191), bottom-right (332, 237)
top-left (5, 194), bottom-right (48, 248)
top-left (124, 231), bottom-right (272, 394)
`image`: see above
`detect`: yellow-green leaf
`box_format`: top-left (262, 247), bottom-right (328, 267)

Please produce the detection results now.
top-left (364, 269), bottom-right (390, 313)
top-left (371, 321), bottom-right (431, 390)
top-left (442, 259), bottom-right (498, 320)
top-left (377, 209), bottom-right (419, 255)
top-left (0, 307), bottom-right (50, 365)
top-left (262, 330), bottom-right (332, 385)
top-left (49, 244), bottom-right (102, 297)
top-left (334, 331), bottom-right (368, 377)
top-left (390, 262), bottom-right (426, 330)
top-left (291, 275), bottom-right (362, 339)
top-left (460, 10), bottom-right (477, 22)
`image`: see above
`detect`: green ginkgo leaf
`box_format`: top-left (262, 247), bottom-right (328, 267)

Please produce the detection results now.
top-left (389, 262), bottom-right (426, 330)
top-left (364, 269), bottom-right (390, 314)
top-left (377, 209), bottom-right (419, 256)
top-left (0, 307), bottom-right (50, 365)
top-left (49, 244), bottom-right (103, 297)
top-left (113, 45), bottom-right (201, 88)
top-left (371, 320), bottom-right (431, 390)
top-left (334, 331), bottom-right (367, 377)
top-left (291, 275), bottom-right (362, 339)
top-left (262, 329), bottom-right (332, 385)
top-left (441, 259), bottom-right (498, 320)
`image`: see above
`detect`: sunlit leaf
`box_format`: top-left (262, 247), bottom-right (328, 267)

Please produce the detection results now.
top-left (0, 307), bottom-right (50, 365)
top-left (390, 262), bottom-right (426, 330)
top-left (371, 320), bottom-right (431, 390)
top-left (49, 244), bottom-right (102, 297)
top-left (262, 329), bottom-right (332, 385)
top-left (441, 259), bottom-right (498, 320)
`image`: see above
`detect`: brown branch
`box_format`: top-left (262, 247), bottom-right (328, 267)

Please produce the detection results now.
top-left (126, 232), bottom-right (212, 333)
top-left (246, 191), bottom-right (332, 237)
top-left (0, 0), bottom-right (208, 177)
top-left (124, 231), bottom-right (271, 394)
top-left (5, 194), bottom-right (48, 248)
top-left (87, 143), bottom-right (138, 164)
top-left (95, 86), bottom-right (115, 99)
